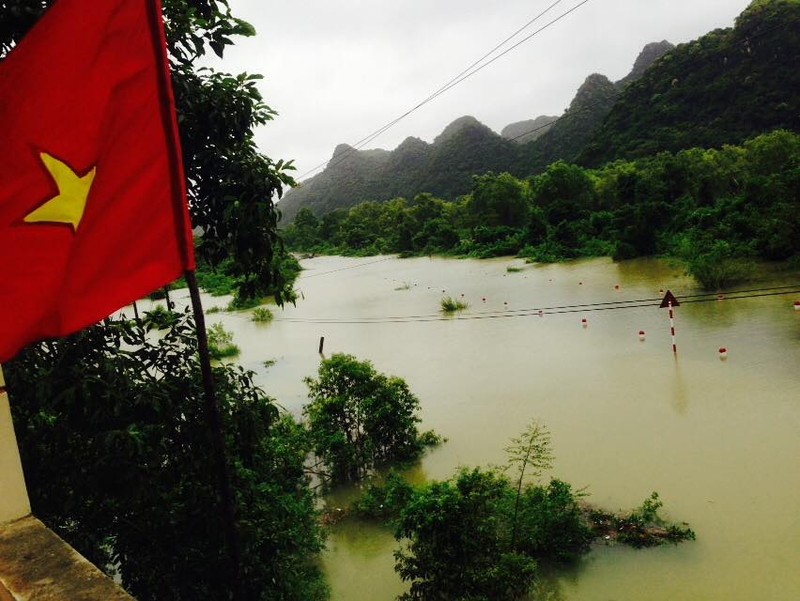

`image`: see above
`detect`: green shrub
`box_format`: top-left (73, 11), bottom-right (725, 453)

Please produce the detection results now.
top-left (351, 471), bottom-right (416, 521)
top-left (440, 296), bottom-right (469, 313)
top-left (251, 307), bottom-right (274, 323)
top-left (143, 305), bottom-right (179, 330)
top-left (227, 296), bottom-right (264, 311)
top-left (686, 255), bottom-right (757, 289)
top-left (588, 492), bottom-right (696, 548)
top-left (207, 323), bottom-right (239, 359)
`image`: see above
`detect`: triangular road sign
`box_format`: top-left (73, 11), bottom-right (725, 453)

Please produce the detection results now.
top-left (659, 290), bottom-right (680, 308)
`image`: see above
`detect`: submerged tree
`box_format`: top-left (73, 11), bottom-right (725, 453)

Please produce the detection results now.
top-left (395, 468), bottom-right (538, 601)
top-left (304, 354), bottom-right (430, 483)
top-left (504, 420), bottom-right (554, 549)
top-left (389, 421), bottom-right (690, 601)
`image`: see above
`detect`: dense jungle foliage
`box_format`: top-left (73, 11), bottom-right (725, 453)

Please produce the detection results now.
top-left (580, 0), bottom-right (800, 166)
top-left (283, 130), bottom-right (800, 289)
top-left (279, 0), bottom-right (799, 222)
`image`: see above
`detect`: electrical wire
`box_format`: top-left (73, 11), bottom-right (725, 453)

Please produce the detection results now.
top-left (298, 256), bottom-right (394, 279)
top-left (296, 16), bottom-right (798, 181)
top-left (339, 0), bottom-right (567, 157)
top-left (270, 284), bottom-right (800, 324)
top-left (297, 0), bottom-right (594, 180)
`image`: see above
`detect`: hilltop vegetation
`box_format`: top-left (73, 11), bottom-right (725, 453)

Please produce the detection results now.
top-left (283, 130), bottom-right (800, 289)
top-left (579, 0), bottom-right (800, 165)
top-left (280, 1), bottom-right (800, 226)
top-left (278, 42), bottom-right (673, 221)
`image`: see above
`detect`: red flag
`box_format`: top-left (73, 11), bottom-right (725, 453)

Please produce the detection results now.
top-left (0, 0), bottom-right (195, 362)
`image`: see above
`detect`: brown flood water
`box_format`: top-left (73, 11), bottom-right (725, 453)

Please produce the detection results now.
top-left (166, 255), bottom-right (800, 600)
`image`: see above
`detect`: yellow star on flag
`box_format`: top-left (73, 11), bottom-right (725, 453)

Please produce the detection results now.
top-left (24, 152), bottom-right (96, 231)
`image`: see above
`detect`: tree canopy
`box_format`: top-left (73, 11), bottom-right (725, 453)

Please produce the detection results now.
top-left (283, 130), bottom-right (800, 289)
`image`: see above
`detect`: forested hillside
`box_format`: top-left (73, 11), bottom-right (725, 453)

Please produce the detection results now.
top-left (281, 1), bottom-right (800, 225)
top-left (579, 0), bottom-right (800, 165)
top-left (278, 42), bottom-right (671, 222)
top-left (283, 130), bottom-right (800, 289)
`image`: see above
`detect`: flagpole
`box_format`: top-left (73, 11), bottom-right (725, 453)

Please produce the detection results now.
top-left (145, 0), bottom-right (245, 597)
top-left (185, 270), bottom-right (245, 601)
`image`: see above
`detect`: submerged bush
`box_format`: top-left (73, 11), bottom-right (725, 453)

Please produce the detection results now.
top-left (207, 322), bottom-right (240, 359)
top-left (251, 307), bottom-right (274, 323)
top-left (440, 296), bottom-right (469, 313)
top-left (381, 423), bottom-right (696, 600)
top-left (589, 492), bottom-right (696, 548)
top-left (686, 255), bottom-right (757, 290)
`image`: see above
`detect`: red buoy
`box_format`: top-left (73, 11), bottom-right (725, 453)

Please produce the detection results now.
top-left (638, 330), bottom-right (646, 341)
top-left (719, 347), bottom-right (728, 360)
top-left (794, 301), bottom-right (800, 311)
top-left (581, 318), bottom-right (588, 328)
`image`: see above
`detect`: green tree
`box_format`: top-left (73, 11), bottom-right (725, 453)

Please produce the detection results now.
top-left (304, 354), bottom-right (425, 483)
top-left (504, 420), bottom-right (554, 549)
top-left (7, 313), bottom-right (327, 601)
top-left (514, 479), bottom-right (592, 563)
top-left (531, 161), bottom-right (597, 225)
top-left (469, 171), bottom-right (529, 228)
top-left (395, 468), bottom-right (537, 601)
top-left (282, 207), bottom-right (321, 251)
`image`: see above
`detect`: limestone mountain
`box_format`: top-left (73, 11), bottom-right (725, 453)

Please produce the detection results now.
top-left (279, 5), bottom-right (800, 219)
top-left (278, 117), bottom-right (516, 222)
top-left (512, 41), bottom-right (675, 175)
top-left (616, 40), bottom-right (675, 88)
top-left (579, 0), bottom-right (800, 165)
top-left (501, 115), bottom-right (559, 144)
top-left (274, 37), bottom-right (687, 221)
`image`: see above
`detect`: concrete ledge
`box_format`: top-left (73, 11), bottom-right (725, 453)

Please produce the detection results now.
top-left (0, 516), bottom-right (134, 601)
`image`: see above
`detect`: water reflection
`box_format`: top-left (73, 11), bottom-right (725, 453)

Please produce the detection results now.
top-left (671, 359), bottom-right (689, 415)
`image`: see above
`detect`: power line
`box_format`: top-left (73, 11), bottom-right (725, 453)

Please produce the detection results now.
top-left (297, 0), bottom-right (594, 180)
top-left (270, 285), bottom-right (800, 325)
top-left (501, 19), bottom-right (800, 146)
top-left (298, 256), bottom-right (394, 279)
top-left (341, 0), bottom-right (567, 155)
top-left (297, 14), bottom-right (798, 183)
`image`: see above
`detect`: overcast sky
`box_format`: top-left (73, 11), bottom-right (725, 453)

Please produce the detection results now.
top-left (212, 0), bottom-right (752, 183)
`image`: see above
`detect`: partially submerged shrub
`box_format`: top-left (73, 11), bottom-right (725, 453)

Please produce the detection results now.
top-left (440, 296), bottom-right (469, 313)
top-left (207, 322), bottom-right (239, 359)
top-left (251, 307), bottom-right (274, 323)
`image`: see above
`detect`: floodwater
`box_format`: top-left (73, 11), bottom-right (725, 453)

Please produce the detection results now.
top-left (166, 255), bottom-right (800, 601)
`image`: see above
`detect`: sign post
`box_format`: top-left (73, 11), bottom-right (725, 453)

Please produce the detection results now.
top-left (660, 291), bottom-right (680, 355)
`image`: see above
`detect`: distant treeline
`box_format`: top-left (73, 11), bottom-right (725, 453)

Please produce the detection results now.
top-left (282, 130), bottom-right (800, 289)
